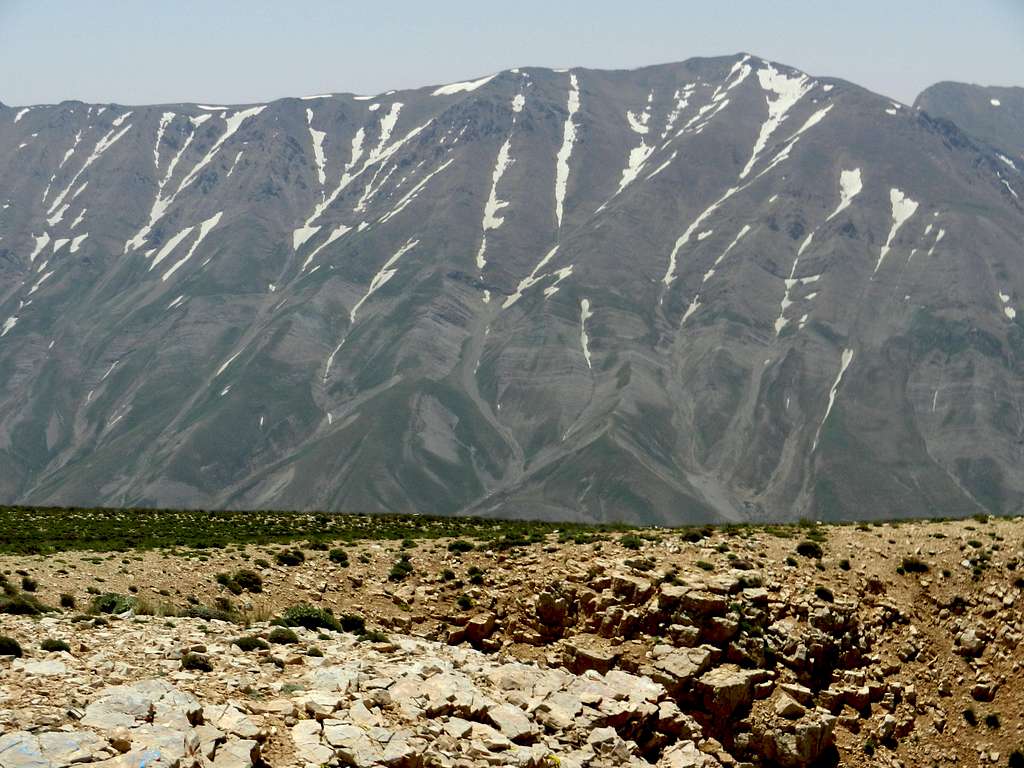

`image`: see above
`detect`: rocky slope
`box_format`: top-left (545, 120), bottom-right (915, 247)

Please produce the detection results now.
top-left (2, 517), bottom-right (1023, 767)
top-left (915, 82), bottom-right (1024, 158)
top-left (2, 54), bottom-right (1024, 522)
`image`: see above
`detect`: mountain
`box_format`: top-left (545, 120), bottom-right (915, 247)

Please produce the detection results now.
top-left (2, 54), bottom-right (1023, 524)
top-left (915, 81), bottom-right (1024, 159)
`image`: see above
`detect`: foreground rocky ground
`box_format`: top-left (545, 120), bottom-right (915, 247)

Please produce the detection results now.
top-left (2, 516), bottom-right (1023, 767)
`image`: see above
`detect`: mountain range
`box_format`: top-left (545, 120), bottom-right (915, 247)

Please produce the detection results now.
top-left (1, 53), bottom-right (1022, 524)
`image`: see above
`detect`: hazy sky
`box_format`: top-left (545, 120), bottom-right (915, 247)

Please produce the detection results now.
top-left (2, 0), bottom-right (1022, 106)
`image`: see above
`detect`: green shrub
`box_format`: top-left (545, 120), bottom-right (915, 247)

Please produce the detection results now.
top-left (41, 638), bottom-right (71, 653)
top-left (696, 560), bottom-right (714, 571)
top-left (448, 540), bottom-right (474, 554)
top-left (253, 558), bottom-right (271, 569)
top-left (796, 540), bottom-right (823, 559)
top-left (59, 593), bottom-right (76, 609)
top-left (358, 630), bottom-right (389, 643)
top-left (339, 613), bottom-right (366, 634)
top-left (814, 586), bottom-right (834, 603)
top-left (901, 556), bottom-right (930, 573)
top-left (0, 591), bottom-right (47, 615)
top-left (20, 576), bottom-right (37, 592)
top-left (268, 627), bottom-right (299, 645)
top-left (456, 594), bottom-right (473, 611)
top-left (215, 572), bottom-right (243, 594)
top-left (275, 549), bottom-right (305, 566)
top-left (233, 569), bottom-right (263, 593)
top-left (441, 568), bottom-right (456, 581)
top-left (181, 652), bottom-right (213, 671)
top-left (619, 534), bottom-right (642, 551)
top-left (233, 635), bottom-right (270, 652)
top-left (1009, 749), bottom-right (1024, 768)
top-left (963, 707), bottom-right (977, 726)
top-left (280, 603), bottom-right (341, 632)
top-left (838, 559), bottom-right (851, 571)
top-left (328, 548), bottom-right (349, 566)
top-left (985, 713), bottom-right (1001, 729)
top-left (0, 636), bottom-right (23, 657)
top-left (90, 593), bottom-right (136, 614)
top-left (184, 605), bottom-right (234, 622)
top-left (389, 554), bottom-right (414, 582)
top-left (305, 646), bottom-right (324, 657)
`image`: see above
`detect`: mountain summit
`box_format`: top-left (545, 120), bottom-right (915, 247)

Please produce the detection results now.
top-left (1, 54), bottom-right (1022, 522)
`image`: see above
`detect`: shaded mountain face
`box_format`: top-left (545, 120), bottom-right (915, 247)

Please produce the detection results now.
top-left (915, 82), bottom-right (1024, 159)
top-left (2, 54), bottom-right (1023, 524)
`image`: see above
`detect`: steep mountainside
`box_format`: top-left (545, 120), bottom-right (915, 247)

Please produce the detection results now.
top-left (2, 54), bottom-right (1023, 523)
top-left (915, 81), bottom-right (1024, 159)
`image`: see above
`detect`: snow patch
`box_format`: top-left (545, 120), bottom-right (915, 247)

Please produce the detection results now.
top-left (477, 136), bottom-right (515, 270)
top-left (554, 73), bottom-right (581, 230)
top-left (29, 233), bottom-right (50, 263)
top-left (874, 188), bottom-right (919, 273)
top-left (301, 224), bottom-right (351, 272)
top-left (740, 65), bottom-right (812, 179)
top-left (306, 108), bottom-right (328, 187)
top-left (432, 74), bottom-right (496, 96)
top-left (826, 168), bottom-right (862, 221)
top-left (150, 226), bottom-right (196, 269)
top-left (579, 298), bottom-right (593, 368)
top-left (162, 211), bottom-right (223, 281)
top-left (813, 348), bottom-right (854, 452)
top-left (348, 238), bottom-right (419, 324)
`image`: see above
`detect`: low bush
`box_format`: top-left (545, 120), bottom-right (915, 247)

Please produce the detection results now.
top-left (901, 556), bottom-right (930, 573)
top-left (280, 603), bottom-right (342, 632)
top-left (619, 534), bottom-right (642, 551)
top-left (233, 569), bottom-right (263, 593)
top-left (328, 548), bottom-right (349, 566)
top-left (268, 627), bottom-right (298, 645)
top-left (796, 540), bottom-right (823, 559)
top-left (90, 593), bottom-right (136, 615)
top-left (0, 636), bottom-right (24, 657)
top-left (41, 638), bottom-right (71, 653)
top-left (338, 613), bottom-right (366, 634)
top-left (233, 635), bottom-right (270, 652)
top-left (388, 554), bottom-right (414, 582)
top-left (181, 652), bottom-right (212, 672)
top-left (275, 549), bottom-right (305, 566)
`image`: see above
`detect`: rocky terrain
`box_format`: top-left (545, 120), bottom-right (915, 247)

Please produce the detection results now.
top-left (916, 82), bottom-right (1024, 158)
top-left (2, 515), bottom-right (1023, 767)
top-left (2, 54), bottom-right (1024, 522)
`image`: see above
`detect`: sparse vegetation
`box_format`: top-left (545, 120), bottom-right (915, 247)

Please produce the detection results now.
top-left (328, 548), bottom-right (349, 566)
top-left (90, 593), bottom-right (136, 615)
top-left (388, 553), bottom-right (414, 582)
top-left (275, 548), bottom-right (305, 567)
top-left (41, 638), bottom-right (71, 653)
top-left (901, 556), bottom-right (930, 573)
top-left (796, 540), bottom-right (823, 559)
top-left (233, 635), bottom-right (270, 652)
top-left (279, 604), bottom-right (341, 632)
top-left (268, 627), bottom-right (299, 645)
top-left (181, 652), bottom-right (212, 671)
top-left (0, 636), bottom-right (23, 657)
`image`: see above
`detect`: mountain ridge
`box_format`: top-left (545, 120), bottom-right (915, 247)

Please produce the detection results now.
top-left (2, 53), bottom-right (1023, 523)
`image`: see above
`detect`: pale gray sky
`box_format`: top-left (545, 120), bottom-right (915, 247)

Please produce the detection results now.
top-left (1, 0), bottom-right (1022, 106)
